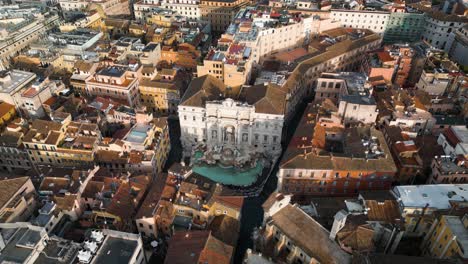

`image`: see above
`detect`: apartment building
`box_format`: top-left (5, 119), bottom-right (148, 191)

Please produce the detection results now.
top-left (330, 9), bottom-right (390, 34)
top-left (338, 93), bottom-right (378, 125)
top-left (0, 70), bottom-right (36, 107)
top-left (90, 174), bottom-right (151, 232)
top-left (160, 45), bottom-right (200, 69)
top-left (85, 65), bottom-right (141, 107)
top-left (428, 156), bottom-right (467, 184)
top-left (420, 214), bottom-right (468, 260)
top-left (56, 122), bottom-right (101, 168)
top-left (161, 0), bottom-right (201, 19)
top-left (391, 184), bottom-right (468, 236)
top-left (47, 28), bottom-right (103, 69)
top-left (133, 0), bottom-right (161, 22)
top-left (277, 102), bottom-right (397, 196)
top-left (91, 0), bottom-right (131, 17)
top-left (269, 28), bottom-right (382, 122)
top-left (366, 45), bottom-right (415, 87)
top-left (375, 89), bottom-right (436, 134)
top-left (0, 102), bottom-right (15, 127)
top-left (165, 230), bottom-right (234, 264)
top-left (178, 75), bottom-right (286, 158)
top-left (173, 173), bottom-right (244, 229)
top-left (0, 177), bottom-right (36, 223)
top-left (382, 125), bottom-right (423, 183)
top-left (199, 0), bottom-right (249, 32)
top-left (383, 4), bottom-right (425, 43)
top-left (0, 129), bottom-right (33, 173)
top-left (139, 68), bottom-right (183, 114)
top-left (135, 173), bottom-right (177, 238)
top-left (415, 51), bottom-right (461, 95)
top-left (197, 43), bottom-right (253, 88)
top-left (260, 198), bottom-right (350, 264)
top-left (437, 126), bottom-right (467, 157)
top-left (23, 119), bottom-right (67, 166)
top-left (70, 60), bottom-right (99, 93)
top-left (415, 3), bottom-right (468, 50)
top-left (220, 6), bottom-right (309, 63)
top-left (0, 224), bottom-right (146, 264)
top-left (58, 0), bottom-right (88, 20)
top-left (19, 78), bottom-right (58, 119)
top-left (0, 6), bottom-right (60, 69)
top-left (446, 25), bottom-right (468, 66)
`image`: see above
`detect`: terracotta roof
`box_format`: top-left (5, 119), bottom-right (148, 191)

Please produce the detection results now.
top-left (262, 192), bottom-right (285, 212)
top-left (238, 83), bottom-right (288, 115)
top-left (180, 75), bottom-right (234, 108)
top-left (394, 141), bottom-right (419, 153)
top-left (106, 176), bottom-right (151, 220)
top-left (271, 204), bottom-right (350, 264)
top-left (208, 215), bottom-right (240, 247)
top-left (74, 60), bottom-right (95, 72)
top-left (365, 199), bottom-right (401, 223)
top-left (376, 51), bottom-right (394, 63)
top-left (0, 102), bottom-right (15, 118)
top-left (273, 47), bottom-right (309, 63)
top-left (336, 224), bottom-right (375, 253)
top-left (443, 127), bottom-right (462, 148)
top-left (54, 194), bottom-right (77, 211)
top-left (213, 196), bottom-right (244, 211)
top-left (280, 110), bottom-right (396, 173)
top-left (165, 231), bottom-right (210, 264)
top-left (0, 177), bottom-right (30, 209)
top-left (81, 181), bottom-right (104, 199)
top-left (136, 173), bottom-right (171, 219)
top-left (199, 234), bottom-right (233, 264)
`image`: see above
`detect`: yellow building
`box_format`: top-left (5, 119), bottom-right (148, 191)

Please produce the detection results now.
top-left (421, 214), bottom-right (468, 260)
top-left (0, 102), bottom-right (16, 127)
top-left (23, 119), bottom-right (67, 166)
top-left (151, 117), bottom-right (171, 174)
top-left (56, 122), bottom-right (100, 168)
top-left (200, 0), bottom-right (250, 32)
top-left (139, 68), bottom-right (182, 115)
top-left (197, 44), bottom-right (253, 88)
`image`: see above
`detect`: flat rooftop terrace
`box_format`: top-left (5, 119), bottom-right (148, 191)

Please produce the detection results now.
top-left (0, 70), bottom-right (36, 94)
top-left (93, 236), bottom-right (138, 264)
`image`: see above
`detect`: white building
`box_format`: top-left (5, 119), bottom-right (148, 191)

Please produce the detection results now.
top-left (338, 94), bottom-right (377, 124)
top-left (392, 184), bottom-right (468, 217)
top-left (19, 78), bottom-right (58, 118)
top-left (445, 24), bottom-right (468, 66)
top-left (0, 70), bottom-right (36, 108)
top-left (421, 11), bottom-right (467, 50)
top-left (57, 0), bottom-right (88, 20)
top-left (224, 6), bottom-right (308, 63)
top-left (330, 9), bottom-right (390, 34)
top-left (161, 0), bottom-right (201, 20)
top-left (178, 75), bottom-right (286, 159)
top-left (0, 6), bottom-right (60, 69)
top-left (48, 28), bottom-right (103, 69)
top-left (0, 223), bottom-right (146, 264)
top-left (437, 125), bottom-right (468, 156)
top-left (133, 0), bottom-right (161, 22)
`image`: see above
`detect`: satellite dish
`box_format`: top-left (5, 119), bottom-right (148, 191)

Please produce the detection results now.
top-left (151, 241), bottom-right (158, 248)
